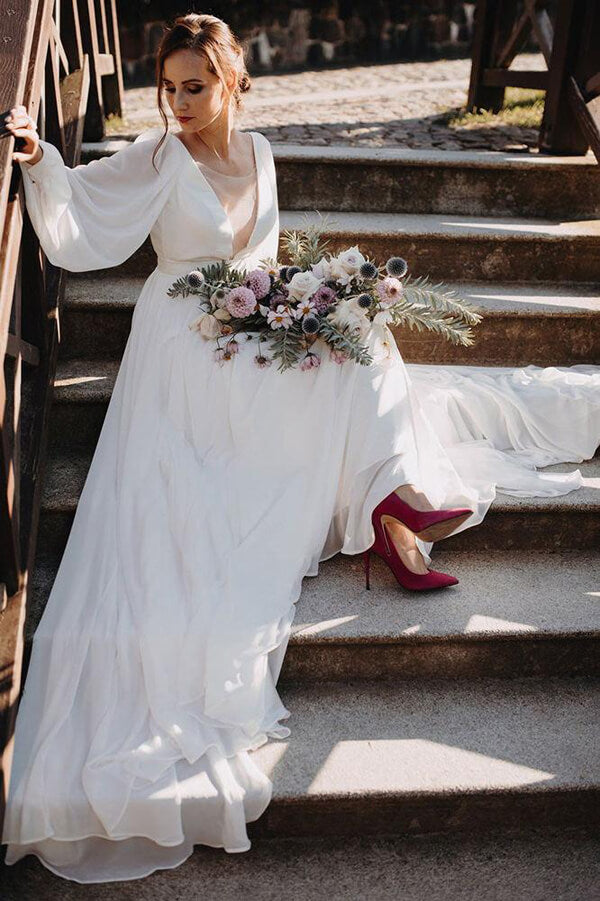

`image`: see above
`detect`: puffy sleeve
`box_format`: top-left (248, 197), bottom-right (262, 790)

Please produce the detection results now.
top-left (18, 128), bottom-right (178, 272)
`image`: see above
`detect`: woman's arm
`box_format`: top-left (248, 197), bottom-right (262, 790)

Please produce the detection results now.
top-left (8, 111), bottom-right (178, 272)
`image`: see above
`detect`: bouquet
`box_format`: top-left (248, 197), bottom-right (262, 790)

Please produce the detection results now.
top-left (167, 214), bottom-right (482, 372)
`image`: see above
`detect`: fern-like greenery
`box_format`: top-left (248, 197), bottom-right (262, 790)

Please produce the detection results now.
top-left (267, 321), bottom-right (307, 371)
top-left (386, 276), bottom-right (483, 346)
top-left (318, 319), bottom-right (373, 365)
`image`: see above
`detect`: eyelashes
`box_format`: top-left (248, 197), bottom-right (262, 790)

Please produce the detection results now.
top-left (163, 86), bottom-right (203, 94)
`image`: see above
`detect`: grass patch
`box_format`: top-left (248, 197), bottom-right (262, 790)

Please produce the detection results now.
top-left (444, 88), bottom-right (545, 130)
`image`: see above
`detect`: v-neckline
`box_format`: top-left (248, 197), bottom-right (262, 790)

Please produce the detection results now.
top-left (168, 130), bottom-right (261, 257)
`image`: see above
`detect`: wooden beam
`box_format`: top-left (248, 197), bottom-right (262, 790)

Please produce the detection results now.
top-left (482, 69), bottom-right (549, 90)
top-left (5, 334), bottom-right (40, 367)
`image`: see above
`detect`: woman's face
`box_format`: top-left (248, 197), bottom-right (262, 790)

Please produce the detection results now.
top-left (161, 49), bottom-right (234, 131)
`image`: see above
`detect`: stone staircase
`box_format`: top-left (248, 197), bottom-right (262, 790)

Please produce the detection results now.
top-left (3, 142), bottom-right (599, 897)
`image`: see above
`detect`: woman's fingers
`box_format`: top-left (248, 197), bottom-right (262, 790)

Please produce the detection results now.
top-left (5, 108), bottom-right (40, 163)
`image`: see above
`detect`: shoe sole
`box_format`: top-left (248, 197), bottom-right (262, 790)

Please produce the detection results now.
top-left (415, 512), bottom-right (473, 543)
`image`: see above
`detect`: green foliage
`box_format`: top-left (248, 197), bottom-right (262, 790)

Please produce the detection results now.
top-left (280, 212), bottom-right (335, 269)
top-left (318, 319), bottom-right (373, 365)
top-left (266, 321), bottom-right (306, 371)
top-left (387, 276), bottom-right (483, 346)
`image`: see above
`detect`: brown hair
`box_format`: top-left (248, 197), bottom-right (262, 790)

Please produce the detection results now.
top-left (151, 12), bottom-right (251, 171)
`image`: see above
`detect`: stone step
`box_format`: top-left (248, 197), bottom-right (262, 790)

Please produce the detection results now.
top-left (272, 145), bottom-right (600, 220)
top-left (38, 450), bottom-right (600, 556)
top-left (81, 137), bottom-right (600, 219)
top-left (278, 211), bottom-right (600, 283)
top-left (112, 211), bottom-right (600, 281)
top-left (3, 827), bottom-right (599, 900)
top-left (257, 677), bottom-right (600, 843)
top-left (28, 547), bottom-right (600, 680)
top-left (61, 276), bottom-right (600, 366)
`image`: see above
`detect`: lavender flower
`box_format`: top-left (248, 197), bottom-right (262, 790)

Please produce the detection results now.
top-left (311, 284), bottom-right (337, 313)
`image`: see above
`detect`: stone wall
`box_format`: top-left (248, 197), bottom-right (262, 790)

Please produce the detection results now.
top-left (118, 1), bottom-right (542, 86)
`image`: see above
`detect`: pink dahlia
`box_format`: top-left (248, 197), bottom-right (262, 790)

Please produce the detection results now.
top-left (376, 277), bottom-right (403, 308)
top-left (244, 269), bottom-right (271, 300)
top-left (311, 284), bottom-right (337, 314)
top-left (226, 286), bottom-right (257, 318)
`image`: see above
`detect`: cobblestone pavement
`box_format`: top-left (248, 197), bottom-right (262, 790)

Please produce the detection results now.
top-left (108, 54), bottom-right (547, 152)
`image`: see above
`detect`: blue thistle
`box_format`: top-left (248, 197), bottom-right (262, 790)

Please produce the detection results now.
top-left (357, 293), bottom-right (373, 308)
top-left (279, 266), bottom-right (289, 281)
top-left (286, 266), bottom-right (302, 281)
top-left (186, 270), bottom-right (205, 289)
top-left (359, 261), bottom-right (378, 279)
top-left (302, 315), bottom-right (320, 334)
top-left (385, 257), bottom-right (408, 278)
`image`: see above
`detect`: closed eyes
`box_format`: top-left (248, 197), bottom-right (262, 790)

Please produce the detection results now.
top-left (164, 86), bottom-right (203, 94)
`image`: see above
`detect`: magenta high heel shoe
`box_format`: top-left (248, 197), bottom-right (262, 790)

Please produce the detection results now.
top-left (363, 511), bottom-right (459, 592)
top-left (372, 491), bottom-right (473, 543)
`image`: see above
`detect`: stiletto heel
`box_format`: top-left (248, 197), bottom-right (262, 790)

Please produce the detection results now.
top-left (366, 510), bottom-right (459, 592)
top-left (373, 491), bottom-right (473, 542)
top-left (363, 549), bottom-right (371, 590)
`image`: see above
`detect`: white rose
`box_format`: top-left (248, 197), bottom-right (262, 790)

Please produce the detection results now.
top-left (287, 270), bottom-right (323, 303)
top-left (311, 258), bottom-right (332, 280)
top-left (337, 246), bottom-right (366, 275)
top-left (328, 257), bottom-right (352, 286)
top-left (328, 300), bottom-right (365, 335)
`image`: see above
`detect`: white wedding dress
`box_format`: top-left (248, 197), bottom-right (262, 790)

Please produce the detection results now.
top-left (2, 127), bottom-right (599, 883)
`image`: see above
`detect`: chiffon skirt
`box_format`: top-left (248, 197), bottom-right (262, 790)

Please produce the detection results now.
top-left (3, 267), bottom-right (599, 882)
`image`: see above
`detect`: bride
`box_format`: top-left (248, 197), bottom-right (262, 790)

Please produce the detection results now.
top-left (2, 11), bottom-right (599, 884)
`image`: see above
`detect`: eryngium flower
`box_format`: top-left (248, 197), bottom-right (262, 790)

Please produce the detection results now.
top-left (186, 269), bottom-right (205, 288)
top-left (301, 314), bottom-right (320, 334)
top-left (285, 265), bottom-right (302, 281)
top-left (357, 293), bottom-right (373, 308)
top-left (385, 257), bottom-right (408, 278)
top-left (359, 261), bottom-right (378, 279)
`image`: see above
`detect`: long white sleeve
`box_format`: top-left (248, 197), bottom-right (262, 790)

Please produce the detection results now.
top-left (19, 130), bottom-right (178, 272)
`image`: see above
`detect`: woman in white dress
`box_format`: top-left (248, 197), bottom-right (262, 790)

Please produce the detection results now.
top-left (2, 12), bottom-right (599, 884)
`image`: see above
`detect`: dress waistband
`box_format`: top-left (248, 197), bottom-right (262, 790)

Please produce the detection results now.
top-left (155, 255), bottom-right (255, 276)
top-left (155, 256), bottom-right (224, 276)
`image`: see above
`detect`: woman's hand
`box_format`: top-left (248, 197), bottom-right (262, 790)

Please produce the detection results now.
top-left (5, 105), bottom-right (42, 165)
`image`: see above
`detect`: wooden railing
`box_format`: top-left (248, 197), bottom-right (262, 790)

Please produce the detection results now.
top-left (0, 0), bottom-right (122, 831)
top-left (468, 0), bottom-right (600, 162)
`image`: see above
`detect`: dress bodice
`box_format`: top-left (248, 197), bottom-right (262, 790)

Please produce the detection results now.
top-left (195, 159), bottom-right (258, 258)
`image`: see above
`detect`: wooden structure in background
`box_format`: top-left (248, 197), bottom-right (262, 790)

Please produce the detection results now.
top-left (0, 0), bottom-right (122, 833)
top-left (468, 0), bottom-right (600, 161)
